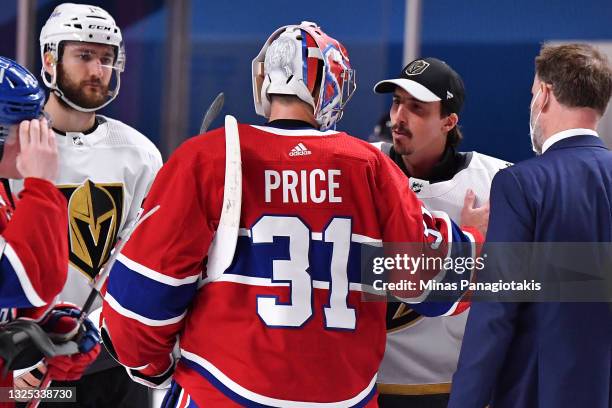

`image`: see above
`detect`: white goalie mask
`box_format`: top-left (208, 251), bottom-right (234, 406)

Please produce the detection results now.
top-left (40, 3), bottom-right (125, 113)
top-left (252, 21), bottom-right (356, 130)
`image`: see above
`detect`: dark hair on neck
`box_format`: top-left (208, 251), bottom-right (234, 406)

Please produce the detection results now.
top-left (440, 101), bottom-right (462, 149)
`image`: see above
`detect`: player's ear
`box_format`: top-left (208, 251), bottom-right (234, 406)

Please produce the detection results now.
top-left (540, 83), bottom-right (553, 112)
top-left (442, 113), bottom-right (458, 133)
top-left (43, 52), bottom-right (56, 75)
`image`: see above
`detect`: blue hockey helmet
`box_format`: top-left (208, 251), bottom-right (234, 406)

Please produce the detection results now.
top-left (0, 57), bottom-right (46, 160)
top-left (0, 57), bottom-right (45, 126)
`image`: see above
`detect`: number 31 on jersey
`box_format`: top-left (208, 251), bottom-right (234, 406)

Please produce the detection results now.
top-left (252, 215), bottom-right (356, 330)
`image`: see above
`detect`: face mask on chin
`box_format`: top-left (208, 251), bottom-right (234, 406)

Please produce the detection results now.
top-left (529, 87), bottom-right (547, 155)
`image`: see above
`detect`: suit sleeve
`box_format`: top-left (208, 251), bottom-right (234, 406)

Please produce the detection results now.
top-left (374, 153), bottom-right (482, 317)
top-left (449, 168), bottom-right (533, 408)
top-left (0, 178), bottom-right (68, 308)
top-left (101, 144), bottom-right (215, 381)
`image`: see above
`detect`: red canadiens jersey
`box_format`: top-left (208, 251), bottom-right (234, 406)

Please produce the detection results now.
top-left (0, 178), bottom-right (69, 405)
top-left (102, 124), bottom-right (479, 407)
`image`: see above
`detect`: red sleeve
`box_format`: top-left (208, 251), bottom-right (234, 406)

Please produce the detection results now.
top-left (102, 140), bottom-right (217, 374)
top-left (0, 178), bottom-right (68, 308)
top-left (372, 153), bottom-right (482, 316)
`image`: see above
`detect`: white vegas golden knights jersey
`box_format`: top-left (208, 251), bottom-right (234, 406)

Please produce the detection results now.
top-left (373, 142), bottom-right (511, 396)
top-left (12, 115), bottom-right (162, 310)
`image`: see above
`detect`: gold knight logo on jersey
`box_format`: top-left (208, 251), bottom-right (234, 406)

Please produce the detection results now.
top-left (58, 180), bottom-right (124, 281)
top-left (386, 303), bottom-right (423, 333)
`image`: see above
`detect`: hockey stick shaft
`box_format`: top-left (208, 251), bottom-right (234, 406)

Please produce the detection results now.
top-left (199, 92), bottom-right (224, 134)
top-left (78, 205), bottom-right (160, 322)
top-left (202, 115), bottom-right (242, 284)
top-left (26, 375), bottom-right (51, 408)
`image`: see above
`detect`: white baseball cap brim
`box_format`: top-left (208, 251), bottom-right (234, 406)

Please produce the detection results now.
top-left (373, 78), bottom-right (441, 102)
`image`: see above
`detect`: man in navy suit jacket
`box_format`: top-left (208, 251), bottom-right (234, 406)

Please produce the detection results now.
top-left (448, 43), bottom-right (612, 408)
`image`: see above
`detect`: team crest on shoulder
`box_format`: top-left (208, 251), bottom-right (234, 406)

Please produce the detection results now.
top-left (58, 180), bottom-right (124, 281)
top-left (404, 60), bottom-right (430, 76)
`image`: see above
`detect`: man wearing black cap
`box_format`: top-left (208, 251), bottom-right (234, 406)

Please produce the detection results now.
top-left (372, 58), bottom-right (511, 408)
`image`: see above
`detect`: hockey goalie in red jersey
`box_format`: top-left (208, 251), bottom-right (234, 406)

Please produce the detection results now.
top-left (101, 22), bottom-right (487, 407)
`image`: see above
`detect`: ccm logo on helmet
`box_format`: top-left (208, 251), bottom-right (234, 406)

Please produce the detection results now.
top-left (88, 25), bottom-right (111, 31)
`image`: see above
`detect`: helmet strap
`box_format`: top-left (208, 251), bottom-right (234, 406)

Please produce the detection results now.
top-left (40, 44), bottom-right (122, 113)
top-left (50, 68), bottom-right (121, 113)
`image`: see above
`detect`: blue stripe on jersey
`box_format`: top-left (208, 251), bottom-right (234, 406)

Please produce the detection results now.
top-left (450, 220), bottom-right (473, 245)
top-left (107, 260), bottom-right (197, 321)
top-left (0, 255), bottom-right (33, 308)
top-left (162, 382), bottom-right (199, 408)
top-left (180, 358), bottom-right (272, 408)
top-left (225, 236), bottom-right (364, 284)
top-left (179, 358), bottom-right (376, 408)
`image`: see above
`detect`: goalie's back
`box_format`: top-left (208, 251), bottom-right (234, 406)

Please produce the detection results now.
top-left (103, 121), bottom-right (443, 407)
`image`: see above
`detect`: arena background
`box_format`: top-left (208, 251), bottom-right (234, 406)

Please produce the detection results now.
top-left (3, 0), bottom-right (612, 163)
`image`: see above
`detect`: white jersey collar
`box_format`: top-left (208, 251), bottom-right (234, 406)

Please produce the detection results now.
top-left (542, 128), bottom-right (598, 153)
top-left (54, 116), bottom-right (108, 146)
top-left (250, 125), bottom-right (339, 137)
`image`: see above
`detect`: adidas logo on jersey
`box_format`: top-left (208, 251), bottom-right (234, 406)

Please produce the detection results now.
top-left (289, 143), bottom-right (312, 156)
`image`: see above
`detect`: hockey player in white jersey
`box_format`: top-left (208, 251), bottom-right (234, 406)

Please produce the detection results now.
top-left (11, 3), bottom-right (162, 407)
top-left (372, 57), bottom-right (511, 407)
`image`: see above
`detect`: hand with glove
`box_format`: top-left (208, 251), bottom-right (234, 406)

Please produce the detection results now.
top-left (38, 304), bottom-right (101, 381)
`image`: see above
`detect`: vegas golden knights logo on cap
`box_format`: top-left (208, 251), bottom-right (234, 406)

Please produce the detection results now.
top-left (386, 303), bottom-right (423, 333)
top-left (58, 180), bottom-right (124, 281)
top-left (404, 60), bottom-right (430, 76)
